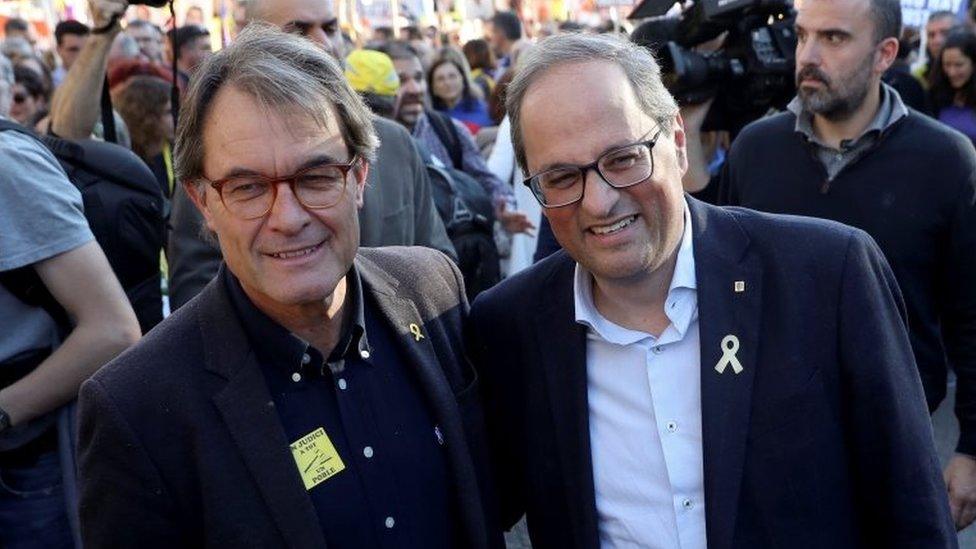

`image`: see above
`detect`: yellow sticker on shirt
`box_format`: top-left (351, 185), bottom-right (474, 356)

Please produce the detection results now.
top-left (290, 427), bottom-right (345, 490)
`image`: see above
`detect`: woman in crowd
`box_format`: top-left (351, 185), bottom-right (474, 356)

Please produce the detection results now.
top-left (112, 75), bottom-right (176, 198)
top-left (462, 39), bottom-right (496, 99)
top-left (10, 65), bottom-right (47, 127)
top-left (930, 30), bottom-right (976, 145)
top-left (428, 48), bottom-right (493, 133)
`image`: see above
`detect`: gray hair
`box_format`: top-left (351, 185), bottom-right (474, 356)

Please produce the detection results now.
top-left (0, 54), bottom-right (12, 118)
top-left (175, 22), bottom-right (378, 186)
top-left (506, 32), bottom-right (679, 174)
top-left (1, 37), bottom-right (34, 63)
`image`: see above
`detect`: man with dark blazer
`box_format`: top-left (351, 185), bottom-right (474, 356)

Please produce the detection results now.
top-left (468, 32), bottom-right (956, 548)
top-left (77, 26), bottom-right (500, 548)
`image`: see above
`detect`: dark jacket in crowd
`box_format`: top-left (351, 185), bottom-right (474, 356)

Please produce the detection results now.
top-left (884, 62), bottom-right (931, 115)
top-left (720, 108), bottom-right (976, 455)
top-left (77, 247), bottom-right (501, 548)
top-left (469, 197), bottom-right (955, 548)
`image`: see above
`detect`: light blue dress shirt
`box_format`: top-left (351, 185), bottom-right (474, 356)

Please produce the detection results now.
top-left (574, 202), bottom-right (706, 549)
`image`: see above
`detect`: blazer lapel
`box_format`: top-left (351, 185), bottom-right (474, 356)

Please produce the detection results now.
top-left (689, 198), bottom-right (762, 549)
top-left (356, 255), bottom-right (489, 549)
top-left (199, 271), bottom-right (327, 549)
top-left (535, 256), bottom-right (601, 549)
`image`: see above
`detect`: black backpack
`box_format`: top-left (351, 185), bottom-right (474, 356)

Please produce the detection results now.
top-left (0, 120), bottom-right (165, 333)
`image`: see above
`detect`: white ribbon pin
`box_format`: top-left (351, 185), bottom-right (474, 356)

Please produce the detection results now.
top-left (714, 335), bottom-right (744, 374)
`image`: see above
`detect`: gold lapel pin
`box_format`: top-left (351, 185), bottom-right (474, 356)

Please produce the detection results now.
top-left (408, 323), bottom-right (425, 342)
top-left (734, 280), bottom-right (746, 293)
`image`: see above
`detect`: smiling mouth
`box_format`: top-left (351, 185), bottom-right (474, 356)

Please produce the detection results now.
top-left (268, 241), bottom-right (323, 259)
top-left (590, 215), bottom-right (638, 235)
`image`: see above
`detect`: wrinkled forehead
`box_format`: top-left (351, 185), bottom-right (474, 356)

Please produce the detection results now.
top-left (259, 0), bottom-right (336, 25)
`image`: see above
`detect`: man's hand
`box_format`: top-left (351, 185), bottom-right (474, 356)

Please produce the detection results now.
top-left (89, 0), bottom-right (127, 30)
top-left (496, 201), bottom-right (536, 235)
top-left (945, 453), bottom-right (976, 530)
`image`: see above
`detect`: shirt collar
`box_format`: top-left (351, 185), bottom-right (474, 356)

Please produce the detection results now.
top-left (574, 200), bottom-right (697, 344)
top-left (224, 264), bottom-right (369, 375)
top-left (788, 82), bottom-right (908, 147)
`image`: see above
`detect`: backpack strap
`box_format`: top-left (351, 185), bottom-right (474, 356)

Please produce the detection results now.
top-left (427, 111), bottom-right (464, 171)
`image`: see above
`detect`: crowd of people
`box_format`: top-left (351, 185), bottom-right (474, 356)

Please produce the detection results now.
top-left (1, 0), bottom-right (976, 545)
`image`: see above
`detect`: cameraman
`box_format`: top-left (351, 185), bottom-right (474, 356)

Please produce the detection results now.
top-left (707, 0), bottom-right (976, 530)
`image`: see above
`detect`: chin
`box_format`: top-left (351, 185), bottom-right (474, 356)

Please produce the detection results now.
top-left (582, 251), bottom-right (659, 283)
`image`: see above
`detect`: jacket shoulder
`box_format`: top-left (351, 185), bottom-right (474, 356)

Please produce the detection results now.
top-left (88, 286), bottom-right (209, 398)
top-left (358, 246), bottom-right (463, 310)
top-left (373, 116), bottom-right (415, 148)
top-left (715, 203), bottom-right (871, 268)
top-left (735, 111), bottom-right (796, 144)
top-left (897, 112), bottom-right (976, 168)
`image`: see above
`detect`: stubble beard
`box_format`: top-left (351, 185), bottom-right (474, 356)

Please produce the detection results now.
top-left (796, 55), bottom-right (874, 122)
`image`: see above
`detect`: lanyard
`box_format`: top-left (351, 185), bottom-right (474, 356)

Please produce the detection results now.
top-left (162, 142), bottom-right (175, 195)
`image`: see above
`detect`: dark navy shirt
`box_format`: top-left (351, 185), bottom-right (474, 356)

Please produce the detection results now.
top-left (225, 267), bottom-right (457, 548)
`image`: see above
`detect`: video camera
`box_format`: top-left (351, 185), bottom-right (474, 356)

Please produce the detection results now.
top-left (632, 0), bottom-right (798, 133)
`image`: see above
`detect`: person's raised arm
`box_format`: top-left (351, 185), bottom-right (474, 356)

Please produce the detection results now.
top-left (48, 0), bottom-right (127, 138)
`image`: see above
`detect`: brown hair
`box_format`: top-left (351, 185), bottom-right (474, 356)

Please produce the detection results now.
top-left (112, 76), bottom-right (171, 160)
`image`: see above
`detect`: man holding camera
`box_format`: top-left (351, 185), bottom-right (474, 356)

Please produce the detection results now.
top-left (714, 0), bottom-right (976, 531)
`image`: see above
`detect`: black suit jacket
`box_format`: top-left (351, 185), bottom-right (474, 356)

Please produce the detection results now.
top-left (468, 197), bottom-right (955, 548)
top-left (78, 247), bottom-right (500, 548)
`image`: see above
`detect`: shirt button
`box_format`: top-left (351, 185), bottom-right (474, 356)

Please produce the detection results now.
top-left (666, 421), bottom-right (678, 433)
top-left (384, 516), bottom-right (395, 529)
top-left (653, 346), bottom-right (664, 354)
top-left (301, 353), bottom-right (311, 365)
top-left (682, 498), bottom-right (694, 510)
top-left (360, 349), bottom-right (370, 360)
top-left (291, 372), bottom-right (302, 383)
top-left (363, 446), bottom-right (374, 459)
top-left (337, 378), bottom-right (347, 391)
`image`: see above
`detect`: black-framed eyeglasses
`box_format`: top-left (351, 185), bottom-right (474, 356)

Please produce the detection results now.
top-left (523, 129), bottom-right (664, 208)
top-left (12, 93), bottom-right (27, 104)
top-left (203, 157), bottom-right (360, 220)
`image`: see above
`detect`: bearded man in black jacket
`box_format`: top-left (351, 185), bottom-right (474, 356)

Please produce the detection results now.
top-left (713, 0), bottom-right (976, 531)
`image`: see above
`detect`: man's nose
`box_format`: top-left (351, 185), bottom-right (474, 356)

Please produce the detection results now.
top-left (266, 182), bottom-right (312, 232)
top-left (796, 40), bottom-right (821, 67)
top-left (579, 168), bottom-right (619, 218)
top-left (308, 27), bottom-right (337, 55)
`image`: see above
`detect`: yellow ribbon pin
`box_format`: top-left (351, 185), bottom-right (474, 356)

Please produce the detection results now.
top-left (715, 335), bottom-right (744, 374)
top-left (409, 323), bottom-right (425, 342)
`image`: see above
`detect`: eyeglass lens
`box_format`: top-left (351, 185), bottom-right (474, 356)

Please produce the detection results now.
top-left (220, 164), bottom-right (348, 219)
top-left (535, 143), bottom-right (653, 206)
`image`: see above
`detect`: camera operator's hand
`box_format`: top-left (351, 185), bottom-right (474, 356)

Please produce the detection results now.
top-left (50, 0), bottom-right (126, 139)
top-left (89, 0), bottom-right (128, 32)
top-left (680, 97), bottom-right (714, 193)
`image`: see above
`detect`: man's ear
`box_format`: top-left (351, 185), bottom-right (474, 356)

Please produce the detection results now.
top-left (672, 113), bottom-right (689, 175)
top-left (876, 36), bottom-right (899, 74)
top-left (353, 159), bottom-right (370, 209)
top-left (183, 180), bottom-right (218, 233)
